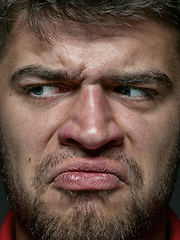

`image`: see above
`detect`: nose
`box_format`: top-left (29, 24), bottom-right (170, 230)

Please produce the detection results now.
top-left (58, 85), bottom-right (124, 150)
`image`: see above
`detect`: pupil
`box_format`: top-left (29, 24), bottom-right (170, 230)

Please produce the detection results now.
top-left (32, 86), bottom-right (44, 95)
top-left (115, 86), bottom-right (130, 96)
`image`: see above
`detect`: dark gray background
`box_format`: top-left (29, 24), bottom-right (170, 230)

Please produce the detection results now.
top-left (0, 167), bottom-right (180, 226)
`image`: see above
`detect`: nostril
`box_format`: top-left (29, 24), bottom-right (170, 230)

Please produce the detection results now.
top-left (58, 111), bottom-right (124, 150)
top-left (58, 122), bottom-right (124, 150)
top-left (104, 140), bottom-right (122, 148)
top-left (63, 138), bottom-right (83, 147)
top-left (60, 137), bottom-right (123, 152)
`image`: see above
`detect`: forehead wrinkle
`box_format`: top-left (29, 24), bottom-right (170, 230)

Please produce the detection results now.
top-left (4, 17), bottom-right (179, 90)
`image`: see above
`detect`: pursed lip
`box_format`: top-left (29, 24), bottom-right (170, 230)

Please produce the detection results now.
top-left (48, 157), bottom-right (130, 191)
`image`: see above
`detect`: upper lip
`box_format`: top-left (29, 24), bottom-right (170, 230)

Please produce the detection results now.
top-left (47, 157), bottom-right (129, 185)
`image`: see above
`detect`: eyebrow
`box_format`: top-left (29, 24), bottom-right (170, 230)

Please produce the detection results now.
top-left (11, 65), bottom-right (173, 90)
top-left (11, 65), bottom-right (74, 84)
top-left (108, 71), bottom-right (173, 89)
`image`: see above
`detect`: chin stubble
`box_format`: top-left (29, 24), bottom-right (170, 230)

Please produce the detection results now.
top-left (0, 146), bottom-right (179, 240)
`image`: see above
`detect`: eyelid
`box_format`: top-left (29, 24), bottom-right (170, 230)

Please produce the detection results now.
top-left (111, 84), bottom-right (161, 112)
top-left (113, 84), bottom-right (158, 96)
top-left (23, 84), bottom-right (70, 98)
top-left (23, 80), bottom-right (69, 89)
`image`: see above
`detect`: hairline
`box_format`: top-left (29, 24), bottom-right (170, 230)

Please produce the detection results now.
top-left (2, 14), bottom-right (180, 47)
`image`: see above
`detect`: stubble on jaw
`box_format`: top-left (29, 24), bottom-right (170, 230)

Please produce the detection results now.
top-left (0, 141), bottom-right (179, 240)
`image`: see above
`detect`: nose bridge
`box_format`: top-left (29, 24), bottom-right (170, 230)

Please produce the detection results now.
top-left (58, 83), bottom-right (124, 149)
top-left (74, 84), bottom-right (109, 131)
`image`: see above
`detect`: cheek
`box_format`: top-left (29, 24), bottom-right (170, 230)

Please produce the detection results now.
top-left (0, 99), bottom-right (62, 153)
top-left (122, 110), bottom-right (180, 185)
top-left (0, 105), bottom-right (54, 185)
top-left (0, 98), bottom-right (72, 189)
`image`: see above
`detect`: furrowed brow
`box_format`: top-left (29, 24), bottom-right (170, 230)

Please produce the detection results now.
top-left (10, 65), bottom-right (77, 84)
top-left (108, 71), bottom-right (173, 89)
top-left (11, 66), bottom-right (173, 91)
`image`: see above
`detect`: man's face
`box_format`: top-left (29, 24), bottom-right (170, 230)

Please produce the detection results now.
top-left (0, 18), bottom-right (180, 240)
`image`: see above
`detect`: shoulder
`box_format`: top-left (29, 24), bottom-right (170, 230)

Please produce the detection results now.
top-left (0, 210), bottom-right (15, 240)
top-left (168, 208), bottom-right (180, 240)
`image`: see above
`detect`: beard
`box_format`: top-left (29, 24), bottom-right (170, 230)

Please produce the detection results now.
top-left (0, 143), bottom-right (179, 240)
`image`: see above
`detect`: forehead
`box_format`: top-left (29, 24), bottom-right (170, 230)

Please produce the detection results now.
top-left (2, 18), bottom-right (180, 81)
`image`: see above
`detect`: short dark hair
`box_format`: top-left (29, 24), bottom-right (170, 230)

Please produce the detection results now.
top-left (0, 0), bottom-right (180, 55)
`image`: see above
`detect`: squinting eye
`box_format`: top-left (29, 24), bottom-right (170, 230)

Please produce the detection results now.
top-left (29, 85), bottom-right (68, 97)
top-left (114, 86), bottom-right (147, 97)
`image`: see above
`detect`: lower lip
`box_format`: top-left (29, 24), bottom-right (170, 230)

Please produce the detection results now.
top-left (53, 172), bottom-right (121, 191)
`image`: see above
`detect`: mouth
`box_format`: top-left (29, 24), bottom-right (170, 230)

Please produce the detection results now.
top-left (49, 158), bottom-right (129, 191)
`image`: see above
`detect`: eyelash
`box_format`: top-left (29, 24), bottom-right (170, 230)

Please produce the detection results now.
top-left (22, 83), bottom-right (158, 105)
top-left (24, 84), bottom-right (69, 97)
top-left (113, 85), bottom-right (157, 99)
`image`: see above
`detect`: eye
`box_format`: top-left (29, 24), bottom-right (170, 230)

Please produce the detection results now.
top-left (114, 86), bottom-right (148, 97)
top-left (27, 85), bottom-right (69, 98)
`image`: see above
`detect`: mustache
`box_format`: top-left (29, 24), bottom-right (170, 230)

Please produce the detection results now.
top-left (33, 147), bottom-right (144, 191)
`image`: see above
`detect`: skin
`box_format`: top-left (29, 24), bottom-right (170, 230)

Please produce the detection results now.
top-left (0, 18), bottom-right (180, 239)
